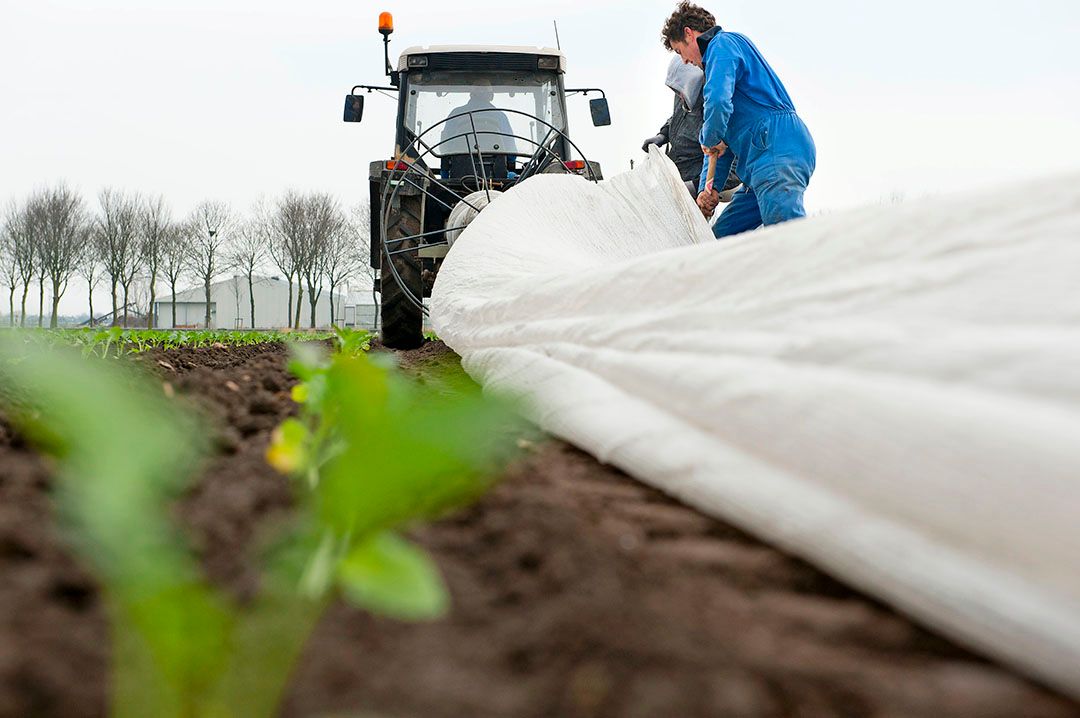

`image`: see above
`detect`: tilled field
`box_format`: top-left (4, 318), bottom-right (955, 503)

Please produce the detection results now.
top-left (1, 340), bottom-right (1077, 718)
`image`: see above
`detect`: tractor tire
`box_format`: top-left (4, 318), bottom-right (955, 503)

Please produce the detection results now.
top-left (380, 195), bottom-right (424, 349)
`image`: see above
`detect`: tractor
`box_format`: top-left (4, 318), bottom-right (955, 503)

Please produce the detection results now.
top-left (343, 12), bottom-right (611, 349)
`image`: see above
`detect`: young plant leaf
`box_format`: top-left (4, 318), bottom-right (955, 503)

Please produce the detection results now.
top-left (266, 417), bottom-right (309, 475)
top-left (290, 382), bottom-right (309, 404)
top-left (337, 532), bottom-right (449, 620)
top-left (0, 336), bottom-right (228, 717)
top-left (308, 352), bottom-right (521, 540)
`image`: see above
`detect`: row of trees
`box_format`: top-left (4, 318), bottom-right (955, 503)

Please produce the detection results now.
top-left (1, 184), bottom-right (371, 329)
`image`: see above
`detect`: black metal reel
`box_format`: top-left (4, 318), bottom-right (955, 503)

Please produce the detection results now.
top-left (379, 108), bottom-right (599, 315)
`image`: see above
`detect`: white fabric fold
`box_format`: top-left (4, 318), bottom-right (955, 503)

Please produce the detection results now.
top-left (431, 147), bottom-right (1080, 698)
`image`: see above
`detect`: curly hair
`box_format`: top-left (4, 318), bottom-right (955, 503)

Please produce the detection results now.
top-left (661, 2), bottom-right (716, 50)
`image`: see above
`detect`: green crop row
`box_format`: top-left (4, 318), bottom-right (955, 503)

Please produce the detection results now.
top-left (5, 326), bottom-right (343, 357)
top-left (0, 327), bottom-right (516, 717)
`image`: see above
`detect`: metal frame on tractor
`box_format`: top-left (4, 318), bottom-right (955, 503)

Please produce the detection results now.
top-left (342, 12), bottom-right (611, 348)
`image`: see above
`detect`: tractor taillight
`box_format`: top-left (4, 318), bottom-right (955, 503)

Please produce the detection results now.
top-left (385, 160), bottom-right (409, 171)
top-left (563, 160), bottom-right (586, 171)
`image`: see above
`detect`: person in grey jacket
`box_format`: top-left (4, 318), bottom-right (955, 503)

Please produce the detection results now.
top-left (643, 56), bottom-right (740, 197)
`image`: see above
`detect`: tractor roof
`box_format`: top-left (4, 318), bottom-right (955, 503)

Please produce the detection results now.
top-left (397, 46), bottom-right (567, 73)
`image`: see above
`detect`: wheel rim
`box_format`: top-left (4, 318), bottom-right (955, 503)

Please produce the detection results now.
top-left (380, 108), bottom-right (599, 315)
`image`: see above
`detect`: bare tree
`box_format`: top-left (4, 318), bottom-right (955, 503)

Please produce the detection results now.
top-left (0, 240), bottom-right (15, 325)
top-left (29, 206), bottom-right (44, 327)
top-left (228, 275), bottom-right (244, 329)
top-left (33, 183), bottom-right (88, 328)
top-left (301, 193), bottom-right (346, 329)
top-left (26, 196), bottom-right (49, 328)
top-left (268, 191), bottom-right (309, 330)
top-left (185, 200), bottom-right (233, 329)
top-left (1, 202), bottom-right (23, 326)
top-left (260, 209), bottom-right (288, 317)
top-left (35, 267), bottom-right (45, 326)
top-left (129, 275), bottom-right (152, 320)
top-left (325, 207), bottom-right (366, 326)
top-left (160, 222), bottom-right (188, 328)
top-left (258, 196), bottom-right (296, 329)
top-left (116, 201), bottom-right (143, 328)
top-left (139, 195), bottom-right (171, 328)
top-left (9, 200), bottom-right (37, 327)
top-left (349, 202), bottom-right (378, 330)
top-left (228, 220), bottom-right (266, 329)
top-left (96, 189), bottom-right (140, 326)
top-left (77, 236), bottom-right (104, 326)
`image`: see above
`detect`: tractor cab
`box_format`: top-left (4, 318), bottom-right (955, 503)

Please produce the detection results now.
top-left (343, 14), bottom-right (611, 348)
top-left (399, 46), bottom-right (575, 186)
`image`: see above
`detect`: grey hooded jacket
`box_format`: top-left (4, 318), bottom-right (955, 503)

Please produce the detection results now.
top-left (658, 58), bottom-right (707, 183)
top-left (659, 57), bottom-right (739, 191)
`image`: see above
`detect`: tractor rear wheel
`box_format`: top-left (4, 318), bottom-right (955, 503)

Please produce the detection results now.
top-left (380, 195), bottom-right (424, 349)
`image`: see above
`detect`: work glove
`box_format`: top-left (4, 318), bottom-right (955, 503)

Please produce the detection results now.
top-left (641, 134), bottom-right (667, 152)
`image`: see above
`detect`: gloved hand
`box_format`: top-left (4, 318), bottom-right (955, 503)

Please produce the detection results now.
top-left (641, 134), bottom-right (667, 152)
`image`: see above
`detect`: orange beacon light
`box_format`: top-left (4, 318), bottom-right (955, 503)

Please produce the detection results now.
top-left (379, 12), bottom-right (394, 36)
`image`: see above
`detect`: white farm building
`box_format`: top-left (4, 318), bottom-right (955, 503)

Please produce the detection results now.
top-left (154, 275), bottom-right (376, 330)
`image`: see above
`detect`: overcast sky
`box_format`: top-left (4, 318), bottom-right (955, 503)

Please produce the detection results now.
top-left (2, 0), bottom-right (1079, 314)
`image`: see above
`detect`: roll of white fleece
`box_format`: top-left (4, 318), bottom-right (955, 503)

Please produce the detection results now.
top-left (431, 147), bottom-right (1080, 698)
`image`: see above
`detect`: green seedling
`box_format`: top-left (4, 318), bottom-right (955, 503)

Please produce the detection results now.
top-left (268, 342), bottom-right (520, 618)
top-left (0, 333), bottom-right (518, 717)
top-left (0, 337), bottom-right (248, 717)
top-left (18, 327), bottom-right (339, 358)
top-left (332, 325), bottom-right (374, 355)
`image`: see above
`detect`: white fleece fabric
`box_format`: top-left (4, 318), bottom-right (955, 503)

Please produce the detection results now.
top-left (430, 147), bottom-right (1080, 698)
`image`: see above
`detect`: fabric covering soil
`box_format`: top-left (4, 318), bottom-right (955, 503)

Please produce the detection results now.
top-left (0, 340), bottom-right (1076, 718)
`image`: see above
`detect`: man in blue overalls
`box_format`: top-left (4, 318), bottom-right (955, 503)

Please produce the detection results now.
top-left (663, 2), bottom-right (816, 238)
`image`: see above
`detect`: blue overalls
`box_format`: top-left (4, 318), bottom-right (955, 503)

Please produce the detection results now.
top-left (696, 27), bottom-right (816, 238)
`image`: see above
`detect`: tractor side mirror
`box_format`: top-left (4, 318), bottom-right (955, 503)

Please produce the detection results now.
top-left (343, 94), bottom-right (364, 123)
top-left (589, 97), bottom-right (611, 127)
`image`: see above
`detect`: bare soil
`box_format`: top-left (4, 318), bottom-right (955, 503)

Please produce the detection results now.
top-left (1, 340), bottom-right (1076, 718)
